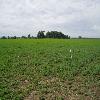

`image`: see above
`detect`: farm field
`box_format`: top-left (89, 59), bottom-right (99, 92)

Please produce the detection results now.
top-left (0, 39), bottom-right (100, 100)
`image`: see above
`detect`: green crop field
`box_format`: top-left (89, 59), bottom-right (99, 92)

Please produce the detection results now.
top-left (0, 39), bottom-right (100, 100)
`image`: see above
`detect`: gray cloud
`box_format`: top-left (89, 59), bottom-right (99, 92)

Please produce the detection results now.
top-left (0, 0), bottom-right (100, 37)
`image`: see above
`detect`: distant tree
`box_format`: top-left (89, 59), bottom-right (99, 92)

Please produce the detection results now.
top-left (1, 36), bottom-right (7, 39)
top-left (13, 36), bottom-right (17, 39)
top-left (45, 31), bottom-right (70, 39)
top-left (28, 34), bottom-right (31, 38)
top-left (46, 31), bottom-right (52, 38)
top-left (8, 36), bottom-right (10, 39)
top-left (21, 36), bottom-right (27, 39)
top-left (78, 36), bottom-right (82, 39)
top-left (37, 31), bottom-right (45, 38)
top-left (10, 36), bottom-right (17, 39)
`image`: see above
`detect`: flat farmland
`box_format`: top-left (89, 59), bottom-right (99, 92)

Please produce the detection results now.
top-left (0, 39), bottom-right (100, 100)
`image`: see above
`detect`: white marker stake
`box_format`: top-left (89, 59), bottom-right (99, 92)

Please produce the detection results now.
top-left (70, 49), bottom-right (72, 53)
top-left (71, 55), bottom-right (73, 59)
top-left (70, 49), bottom-right (72, 59)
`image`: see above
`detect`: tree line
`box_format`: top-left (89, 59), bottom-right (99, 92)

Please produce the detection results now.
top-left (37, 31), bottom-right (70, 39)
top-left (0, 31), bottom-right (70, 39)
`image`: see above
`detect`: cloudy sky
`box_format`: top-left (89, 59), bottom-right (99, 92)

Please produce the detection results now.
top-left (0, 0), bottom-right (100, 37)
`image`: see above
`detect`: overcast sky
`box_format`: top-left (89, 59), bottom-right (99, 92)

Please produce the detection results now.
top-left (0, 0), bottom-right (100, 37)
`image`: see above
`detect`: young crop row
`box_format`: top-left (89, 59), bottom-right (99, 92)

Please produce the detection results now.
top-left (0, 39), bottom-right (100, 100)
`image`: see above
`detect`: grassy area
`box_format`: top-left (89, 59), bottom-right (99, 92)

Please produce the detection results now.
top-left (0, 39), bottom-right (100, 100)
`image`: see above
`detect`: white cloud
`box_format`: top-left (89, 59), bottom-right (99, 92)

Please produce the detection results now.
top-left (0, 0), bottom-right (100, 37)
